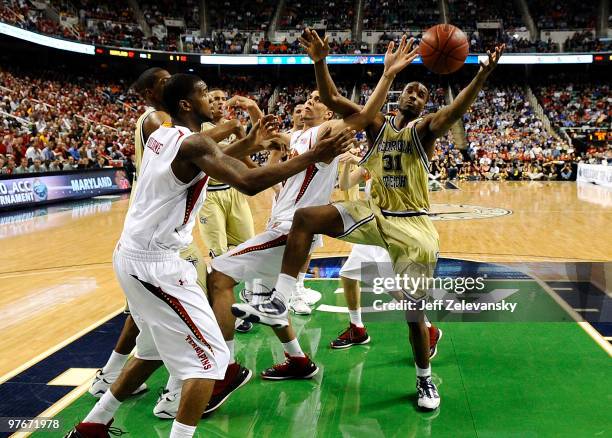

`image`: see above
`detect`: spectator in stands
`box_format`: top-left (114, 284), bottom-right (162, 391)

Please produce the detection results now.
top-left (560, 163), bottom-right (573, 180)
top-left (13, 157), bottom-right (28, 174)
top-left (28, 157), bottom-right (47, 173)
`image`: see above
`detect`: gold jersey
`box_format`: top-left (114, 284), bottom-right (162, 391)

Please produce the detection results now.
top-left (201, 121), bottom-right (235, 187)
top-left (361, 115), bottom-right (430, 213)
top-left (134, 106), bottom-right (157, 176)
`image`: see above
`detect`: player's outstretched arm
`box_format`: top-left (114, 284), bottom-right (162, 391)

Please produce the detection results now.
top-left (201, 119), bottom-right (245, 142)
top-left (300, 28), bottom-right (363, 117)
top-left (338, 151), bottom-right (366, 190)
top-left (417, 44), bottom-right (505, 157)
top-left (176, 128), bottom-right (355, 196)
top-left (340, 36), bottom-right (419, 133)
top-left (219, 115), bottom-right (280, 158)
top-left (226, 95), bottom-right (264, 124)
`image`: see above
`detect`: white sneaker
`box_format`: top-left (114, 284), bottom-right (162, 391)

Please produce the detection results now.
top-left (231, 292), bottom-right (289, 328)
top-left (290, 295), bottom-right (312, 315)
top-left (296, 285), bottom-right (322, 306)
top-left (153, 388), bottom-right (181, 419)
top-left (416, 376), bottom-right (440, 411)
top-left (88, 369), bottom-right (147, 398)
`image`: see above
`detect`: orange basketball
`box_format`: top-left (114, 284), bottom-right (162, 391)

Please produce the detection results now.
top-left (419, 24), bottom-right (469, 74)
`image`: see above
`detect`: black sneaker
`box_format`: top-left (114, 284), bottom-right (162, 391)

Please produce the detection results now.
top-left (235, 319), bottom-right (253, 333)
top-left (203, 363), bottom-right (252, 415)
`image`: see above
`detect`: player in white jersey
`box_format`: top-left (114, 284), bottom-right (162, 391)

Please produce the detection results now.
top-left (208, 90), bottom-right (354, 380)
top-left (65, 73), bottom-right (354, 438)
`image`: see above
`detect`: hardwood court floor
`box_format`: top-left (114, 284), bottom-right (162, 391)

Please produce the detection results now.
top-left (0, 181), bottom-right (610, 378)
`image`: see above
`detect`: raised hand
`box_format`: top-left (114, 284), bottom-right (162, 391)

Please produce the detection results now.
top-left (478, 44), bottom-right (505, 78)
top-left (312, 127), bottom-right (356, 162)
top-left (248, 114), bottom-right (280, 145)
top-left (383, 35), bottom-right (419, 78)
top-left (299, 28), bottom-right (330, 63)
top-left (226, 95), bottom-right (257, 110)
top-left (339, 151), bottom-right (360, 165)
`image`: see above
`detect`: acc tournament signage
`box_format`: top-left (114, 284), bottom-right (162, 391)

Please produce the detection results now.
top-left (577, 163), bottom-right (612, 188)
top-left (0, 168), bottom-right (130, 210)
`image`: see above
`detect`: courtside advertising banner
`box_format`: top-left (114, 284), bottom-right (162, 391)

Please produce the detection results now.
top-left (0, 168), bottom-right (131, 210)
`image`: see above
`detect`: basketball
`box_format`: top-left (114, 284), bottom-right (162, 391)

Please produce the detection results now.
top-left (420, 24), bottom-right (469, 74)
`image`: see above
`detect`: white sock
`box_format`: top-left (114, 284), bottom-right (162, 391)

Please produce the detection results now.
top-left (297, 272), bottom-right (306, 287)
top-left (282, 338), bottom-right (306, 358)
top-left (84, 390), bottom-right (121, 424)
top-left (101, 351), bottom-right (129, 375)
top-left (226, 340), bottom-right (235, 364)
top-left (348, 309), bottom-right (363, 327)
top-left (416, 365), bottom-right (431, 378)
top-left (244, 280), bottom-right (254, 296)
top-left (170, 420), bottom-right (196, 438)
top-left (165, 376), bottom-right (182, 393)
top-left (275, 273), bottom-right (297, 302)
top-left (424, 315), bottom-right (431, 328)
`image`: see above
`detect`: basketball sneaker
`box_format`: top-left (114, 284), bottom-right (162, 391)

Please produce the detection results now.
top-left (204, 363), bottom-right (252, 414)
top-left (289, 294), bottom-right (312, 315)
top-left (231, 292), bottom-right (289, 327)
top-left (63, 420), bottom-right (124, 437)
top-left (88, 370), bottom-right (147, 398)
top-left (261, 353), bottom-right (319, 380)
top-left (296, 284), bottom-right (322, 305)
top-left (429, 326), bottom-right (443, 359)
top-left (153, 388), bottom-right (180, 419)
top-left (330, 323), bottom-right (371, 349)
top-left (416, 376), bottom-right (440, 411)
top-left (235, 318), bottom-right (253, 333)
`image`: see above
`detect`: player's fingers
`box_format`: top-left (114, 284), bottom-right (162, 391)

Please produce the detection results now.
top-left (323, 36), bottom-right (329, 47)
top-left (403, 37), bottom-right (414, 54)
top-left (319, 125), bottom-right (332, 139)
top-left (387, 40), bottom-right (394, 55)
top-left (298, 37), bottom-right (310, 48)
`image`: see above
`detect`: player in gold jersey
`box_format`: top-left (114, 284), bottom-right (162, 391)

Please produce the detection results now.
top-left (237, 30), bottom-right (505, 411)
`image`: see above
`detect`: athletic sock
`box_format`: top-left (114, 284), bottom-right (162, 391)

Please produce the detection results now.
top-left (101, 351), bottom-right (129, 375)
top-left (244, 280), bottom-right (254, 296)
top-left (282, 338), bottom-right (306, 358)
top-left (424, 315), bottom-right (432, 328)
top-left (296, 272), bottom-right (306, 287)
top-left (169, 420), bottom-right (196, 438)
top-left (84, 390), bottom-right (121, 424)
top-left (226, 340), bottom-right (235, 364)
top-left (416, 365), bottom-right (431, 378)
top-left (165, 376), bottom-right (182, 394)
top-left (275, 273), bottom-right (297, 303)
top-left (348, 309), bottom-right (364, 328)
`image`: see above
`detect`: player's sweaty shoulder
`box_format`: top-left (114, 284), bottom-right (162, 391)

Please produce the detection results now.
top-left (177, 132), bottom-right (218, 161)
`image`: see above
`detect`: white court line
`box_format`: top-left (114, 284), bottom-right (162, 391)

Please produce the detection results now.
top-left (0, 307), bottom-right (124, 385)
top-left (573, 308), bottom-right (599, 312)
top-left (552, 287), bottom-right (574, 291)
top-left (604, 337), bottom-right (612, 341)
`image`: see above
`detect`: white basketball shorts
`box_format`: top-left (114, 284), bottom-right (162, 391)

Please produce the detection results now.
top-left (113, 244), bottom-right (229, 381)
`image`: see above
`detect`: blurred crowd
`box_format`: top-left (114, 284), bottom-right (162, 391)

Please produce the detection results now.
top-left (2, 0), bottom-right (610, 55)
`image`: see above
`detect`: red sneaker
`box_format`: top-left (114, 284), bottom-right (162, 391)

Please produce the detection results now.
top-left (330, 323), bottom-right (371, 349)
top-left (64, 420), bottom-right (124, 437)
top-left (261, 353), bottom-right (319, 380)
top-left (203, 362), bottom-right (252, 415)
top-left (429, 326), bottom-right (443, 359)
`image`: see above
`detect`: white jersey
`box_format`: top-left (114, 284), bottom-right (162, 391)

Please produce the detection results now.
top-left (120, 125), bottom-right (209, 252)
top-left (269, 124), bottom-right (340, 223)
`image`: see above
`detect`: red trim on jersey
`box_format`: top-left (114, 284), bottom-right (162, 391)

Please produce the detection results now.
top-left (230, 234), bottom-right (288, 257)
top-left (133, 275), bottom-right (214, 353)
top-left (295, 164), bottom-right (318, 204)
top-left (183, 176), bottom-right (209, 225)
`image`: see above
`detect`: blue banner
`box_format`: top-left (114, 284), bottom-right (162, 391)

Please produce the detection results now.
top-left (0, 168), bottom-right (131, 210)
